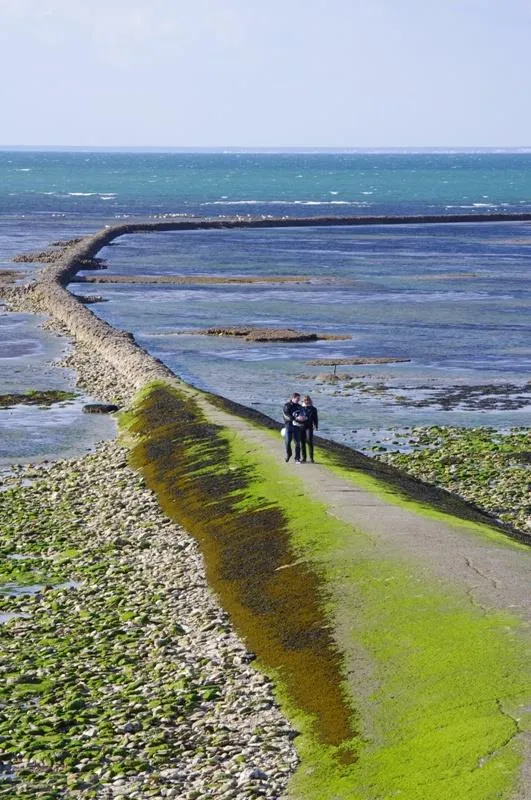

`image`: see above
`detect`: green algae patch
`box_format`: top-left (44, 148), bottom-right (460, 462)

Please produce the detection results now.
top-left (0, 556), bottom-right (61, 593)
top-left (121, 382), bottom-right (357, 757)
top-left (0, 390), bottom-right (76, 409)
top-left (1, 446), bottom-right (256, 798)
top-left (220, 426), bottom-right (531, 800)
top-left (376, 425), bottom-right (531, 533)
top-left (122, 382), bottom-right (531, 800)
top-left (323, 554), bottom-right (531, 800)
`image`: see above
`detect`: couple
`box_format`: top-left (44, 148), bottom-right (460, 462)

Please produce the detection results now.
top-left (282, 392), bottom-right (319, 463)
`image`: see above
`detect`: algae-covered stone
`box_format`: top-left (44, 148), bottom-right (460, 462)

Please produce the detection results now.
top-left (0, 440), bottom-right (296, 798)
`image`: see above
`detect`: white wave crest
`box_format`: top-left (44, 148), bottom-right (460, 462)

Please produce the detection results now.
top-left (203, 199), bottom-right (369, 207)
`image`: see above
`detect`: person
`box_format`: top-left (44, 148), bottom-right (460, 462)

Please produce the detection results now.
top-left (282, 392), bottom-right (305, 463)
top-left (300, 395), bottom-right (318, 463)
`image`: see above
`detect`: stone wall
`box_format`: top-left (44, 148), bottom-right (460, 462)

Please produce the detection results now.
top-left (10, 212), bottom-right (531, 392)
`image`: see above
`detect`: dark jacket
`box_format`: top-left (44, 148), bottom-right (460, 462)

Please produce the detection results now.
top-left (303, 406), bottom-right (318, 430)
top-left (283, 401), bottom-right (304, 426)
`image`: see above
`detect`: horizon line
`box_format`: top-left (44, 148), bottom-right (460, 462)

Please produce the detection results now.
top-left (1, 145), bottom-right (531, 154)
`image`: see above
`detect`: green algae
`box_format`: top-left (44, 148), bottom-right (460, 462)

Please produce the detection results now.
top-left (121, 382), bottom-right (356, 753)
top-left (376, 426), bottom-right (531, 532)
top-left (0, 390), bottom-right (76, 409)
top-left (0, 455), bottom-right (237, 798)
top-left (222, 426), bottom-right (531, 800)
top-left (122, 381), bottom-right (531, 800)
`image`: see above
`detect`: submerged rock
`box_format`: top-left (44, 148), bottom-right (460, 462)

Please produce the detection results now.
top-left (82, 403), bottom-right (120, 414)
top-left (307, 356), bottom-right (410, 366)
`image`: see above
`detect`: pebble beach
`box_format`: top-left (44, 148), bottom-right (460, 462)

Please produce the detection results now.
top-left (0, 334), bottom-right (298, 799)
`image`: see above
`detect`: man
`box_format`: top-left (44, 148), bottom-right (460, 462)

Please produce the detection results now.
top-left (282, 392), bottom-right (305, 463)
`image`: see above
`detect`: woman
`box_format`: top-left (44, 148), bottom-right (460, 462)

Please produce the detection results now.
top-left (301, 395), bottom-right (318, 463)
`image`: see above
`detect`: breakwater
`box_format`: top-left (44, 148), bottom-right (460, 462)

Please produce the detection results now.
top-left (6, 211), bottom-right (531, 395)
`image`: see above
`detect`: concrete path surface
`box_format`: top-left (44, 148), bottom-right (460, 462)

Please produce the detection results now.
top-left (197, 389), bottom-right (531, 624)
top-left (190, 387), bottom-right (531, 800)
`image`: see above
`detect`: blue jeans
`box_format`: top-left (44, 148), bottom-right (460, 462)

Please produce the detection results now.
top-left (285, 424), bottom-right (301, 460)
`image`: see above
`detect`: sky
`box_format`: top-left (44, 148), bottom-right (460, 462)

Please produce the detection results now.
top-left (0, 0), bottom-right (530, 149)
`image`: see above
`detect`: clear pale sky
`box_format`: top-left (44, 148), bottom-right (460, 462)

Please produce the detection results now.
top-left (1, 0), bottom-right (530, 148)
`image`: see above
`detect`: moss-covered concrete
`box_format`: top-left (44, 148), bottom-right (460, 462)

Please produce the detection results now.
top-left (121, 381), bottom-right (531, 800)
top-left (121, 383), bottom-right (356, 755)
top-left (203, 390), bottom-right (530, 545)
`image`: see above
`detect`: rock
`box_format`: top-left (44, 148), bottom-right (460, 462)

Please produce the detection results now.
top-left (195, 326), bottom-right (351, 343)
top-left (159, 768), bottom-right (184, 780)
top-left (238, 767), bottom-right (269, 783)
top-left (73, 294), bottom-right (107, 305)
top-left (118, 720), bottom-right (142, 733)
top-left (82, 403), bottom-right (120, 414)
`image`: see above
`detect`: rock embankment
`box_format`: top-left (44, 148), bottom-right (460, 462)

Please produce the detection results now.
top-left (9, 230), bottom-right (177, 392)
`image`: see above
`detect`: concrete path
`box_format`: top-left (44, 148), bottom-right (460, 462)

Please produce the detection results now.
top-left (195, 389), bottom-right (531, 624)
top-left (192, 389), bottom-right (531, 799)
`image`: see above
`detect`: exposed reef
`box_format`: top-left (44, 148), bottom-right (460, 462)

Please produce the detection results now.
top-left (82, 402), bottom-right (120, 414)
top-left (12, 248), bottom-right (66, 264)
top-left (192, 326), bottom-right (351, 343)
top-left (0, 269), bottom-right (21, 283)
top-left (72, 294), bottom-right (107, 305)
top-left (310, 372), bottom-right (531, 412)
top-left (375, 426), bottom-right (531, 532)
top-left (74, 274), bottom-right (317, 285)
top-left (307, 356), bottom-right (410, 366)
top-left (0, 389), bottom-right (76, 409)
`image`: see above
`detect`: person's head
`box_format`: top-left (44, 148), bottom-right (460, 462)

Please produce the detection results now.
top-left (291, 392), bottom-right (301, 403)
top-left (303, 395), bottom-right (313, 406)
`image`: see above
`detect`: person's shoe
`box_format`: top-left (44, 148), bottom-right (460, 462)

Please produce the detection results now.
top-left (301, 459), bottom-right (306, 463)
top-left (310, 458), bottom-right (314, 463)
top-left (295, 459), bottom-right (301, 464)
top-left (285, 455), bottom-right (291, 462)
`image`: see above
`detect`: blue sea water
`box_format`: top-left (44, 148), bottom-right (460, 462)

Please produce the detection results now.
top-left (1, 150), bottom-right (530, 460)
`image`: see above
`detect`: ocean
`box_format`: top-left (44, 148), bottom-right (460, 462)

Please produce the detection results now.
top-left (1, 150), bottom-right (530, 461)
